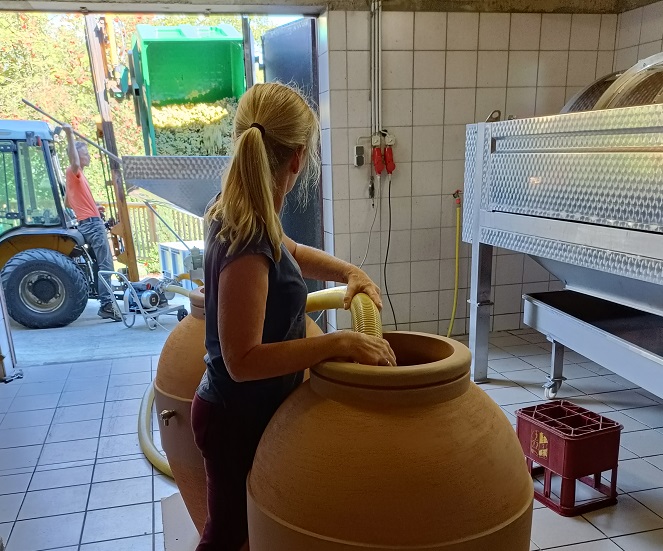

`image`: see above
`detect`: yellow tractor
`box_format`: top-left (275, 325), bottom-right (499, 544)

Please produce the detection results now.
top-left (0, 120), bottom-right (112, 328)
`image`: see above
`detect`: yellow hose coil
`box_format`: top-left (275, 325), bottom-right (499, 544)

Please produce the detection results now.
top-left (142, 285), bottom-right (382, 478)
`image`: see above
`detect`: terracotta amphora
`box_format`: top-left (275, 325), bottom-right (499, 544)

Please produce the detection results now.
top-left (247, 331), bottom-right (534, 550)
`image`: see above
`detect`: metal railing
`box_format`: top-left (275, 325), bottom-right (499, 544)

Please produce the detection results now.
top-left (103, 202), bottom-right (204, 260)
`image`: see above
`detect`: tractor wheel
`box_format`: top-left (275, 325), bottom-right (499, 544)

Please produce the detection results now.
top-left (1, 248), bottom-right (89, 329)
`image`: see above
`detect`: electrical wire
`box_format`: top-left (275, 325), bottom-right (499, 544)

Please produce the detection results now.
top-left (382, 174), bottom-right (397, 330)
top-left (359, 176), bottom-right (379, 269)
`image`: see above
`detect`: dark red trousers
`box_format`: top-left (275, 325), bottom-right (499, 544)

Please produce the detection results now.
top-left (191, 393), bottom-right (278, 551)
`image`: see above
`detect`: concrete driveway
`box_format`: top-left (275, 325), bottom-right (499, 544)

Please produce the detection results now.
top-left (9, 294), bottom-right (189, 367)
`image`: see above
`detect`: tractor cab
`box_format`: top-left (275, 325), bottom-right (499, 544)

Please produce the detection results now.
top-left (0, 120), bottom-right (95, 329)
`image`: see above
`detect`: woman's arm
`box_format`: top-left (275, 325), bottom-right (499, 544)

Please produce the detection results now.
top-left (283, 235), bottom-right (382, 310)
top-left (218, 254), bottom-right (395, 382)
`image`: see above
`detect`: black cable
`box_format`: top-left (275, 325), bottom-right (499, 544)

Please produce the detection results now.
top-left (382, 173), bottom-right (397, 330)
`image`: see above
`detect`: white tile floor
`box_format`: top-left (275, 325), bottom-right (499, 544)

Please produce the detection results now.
top-left (0, 330), bottom-right (662, 550)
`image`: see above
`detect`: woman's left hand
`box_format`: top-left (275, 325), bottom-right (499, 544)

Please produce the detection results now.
top-left (344, 268), bottom-right (383, 311)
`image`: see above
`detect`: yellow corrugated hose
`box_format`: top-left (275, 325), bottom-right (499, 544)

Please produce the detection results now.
top-left (447, 202), bottom-right (461, 338)
top-left (140, 286), bottom-right (382, 478)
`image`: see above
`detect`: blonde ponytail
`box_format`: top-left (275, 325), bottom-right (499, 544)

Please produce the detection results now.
top-left (207, 83), bottom-right (320, 263)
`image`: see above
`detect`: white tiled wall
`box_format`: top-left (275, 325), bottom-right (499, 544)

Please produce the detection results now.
top-left (615, 0), bottom-right (663, 70)
top-left (318, 9), bottom-right (621, 335)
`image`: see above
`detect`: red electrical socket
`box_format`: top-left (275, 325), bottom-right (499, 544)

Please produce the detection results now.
top-left (384, 146), bottom-right (395, 174)
top-left (372, 147), bottom-right (385, 175)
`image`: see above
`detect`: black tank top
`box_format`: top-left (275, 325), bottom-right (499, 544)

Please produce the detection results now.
top-left (197, 217), bottom-right (307, 409)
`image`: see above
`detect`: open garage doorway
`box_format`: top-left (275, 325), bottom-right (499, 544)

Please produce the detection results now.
top-left (0, 10), bottom-right (323, 367)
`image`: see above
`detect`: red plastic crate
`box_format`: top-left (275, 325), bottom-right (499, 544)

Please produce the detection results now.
top-left (516, 400), bottom-right (623, 517)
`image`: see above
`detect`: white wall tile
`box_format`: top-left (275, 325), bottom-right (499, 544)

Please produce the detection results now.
top-left (389, 162), bottom-right (412, 197)
top-left (330, 90), bottom-right (348, 128)
top-left (535, 87), bottom-right (566, 116)
top-left (388, 127), bottom-right (413, 163)
top-left (349, 164), bottom-right (371, 199)
top-left (570, 14), bottom-right (601, 51)
top-left (347, 90), bottom-right (370, 128)
top-left (329, 51), bottom-right (348, 90)
top-left (410, 228), bottom-right (441, 261)
top-left (640, 40), bottom-right (663, 60)
top-left (319, 52), bottom-right (330, 94)
top-left (477, 51), bottom-right (508, 87)
top-left (597, 50), bottom-right (615, 77)
top-left (494, 284), bottom-right (523, 315)
top-left (538, 51), bottom-right (569, 86)
top-left (442, 125), bottom-right (467, 160)
top-left (565, 85), bottom-right (584, 103)
top-left (412, 125), bottom-right (444, 162)
top-left (479, 13), bottom-right (510, 51)
top-left (347, 51), bottom-right (370, 90)
top-left (413, 89), bottom-right (445, 126)
top-left (411, 291), bottom-right (439, 322)
top-left (475, 87), bottom-right (507, 122)
top-left (506, 88), bottom-right (536, 119)
top-left (447, 12), bottom-right (479, 50)
top-left (444, 88), bottom-right (476, 125)
top-left (414, 12), bottom-right (447, 50)
top-left (446, 51), bottom-right (478, 88)
top-left (495, 253), bottom-right (525, 285)
top-left (567, 51), bottom-right (598, 87)
top-left (599, 14), bottom-right (618, 51)
top-left (350, 197), bottom-right (377, 233)
top-left (333, 199), bottom-right (350, 234)
top-left (350, 231), bottom-right (381, 266)
top-left (540, 14), bottom-right (571, 51)
top-left (414, 51), bottom-right (446, 88)
top-left (381, 293), bottom-right (410, 325)
top-left (381, 197), bottom-right (411, 231)
top-left (332, 165), bottom-right (349, 200)
top-left (523, 256), bottom-right (551, 283)
top-left (380, 230), bottom-right (411, 263)
top-left (411, 260), bottom-right (440, 292)
top-left (442, 160), bottom-right (466, 195)
top-left (410, 320), bottom-right (439, 334)
top-left (382, 51), bottom-right (414, 89)
top-left (334, 233), bottom-right (351, 262)
top-left (411, 195), bottom-right (442, 229)
top-left (618, 8), bottom-right (642, 49)
top-left (508, 51), bottom-right (539, 87)
top-left (328, 11), bottom-right (347, 51)
top-left (510, 14), bottom-right (541, 51)
top-left (382, 89), bottom-right (413, 127)
top-left (494, 313), bottom-right (523, 332)
top-left (346, 11), bottom-right (370, 51)
top-left (383, 262), bottom-right (411, 294)
top-left (331, 128), bottom-right (349, 165)
top-left (614, 46), bottom-right (638, 71)
top-left (382, 12), bottom-right (414, 50)
top-left (641, 2), bottom-right (663, 44)
top-left (412, 162), bottom-right (443, 196)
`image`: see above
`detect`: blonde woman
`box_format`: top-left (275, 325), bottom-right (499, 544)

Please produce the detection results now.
top-left (192, 83), bottom-right (396, 551)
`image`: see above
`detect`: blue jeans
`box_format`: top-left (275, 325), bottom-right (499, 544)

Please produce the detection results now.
top-left (78, 217), bottom-right (114, 307)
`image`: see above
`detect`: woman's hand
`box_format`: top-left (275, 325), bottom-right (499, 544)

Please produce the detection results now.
top-left (335, 332), bottom-right (397, 366)
top-left (344, 268), bottom-right (383, 311)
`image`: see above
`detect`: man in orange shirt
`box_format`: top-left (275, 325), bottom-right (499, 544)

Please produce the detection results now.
top-left (63, 124), bottom-right (121, 321)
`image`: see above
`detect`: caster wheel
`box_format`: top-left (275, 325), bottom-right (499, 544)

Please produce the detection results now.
top-left (544, 385), bottom-right (559, 400)
top-left (177, 308), bottom-right (188, 322)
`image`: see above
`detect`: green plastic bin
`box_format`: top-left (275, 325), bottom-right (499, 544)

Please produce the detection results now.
top-left (131, 24), bottom-right (246, 155)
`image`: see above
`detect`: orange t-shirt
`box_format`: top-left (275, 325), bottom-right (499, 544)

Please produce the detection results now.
top-left (66, 167), bottom-right (99, 221)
